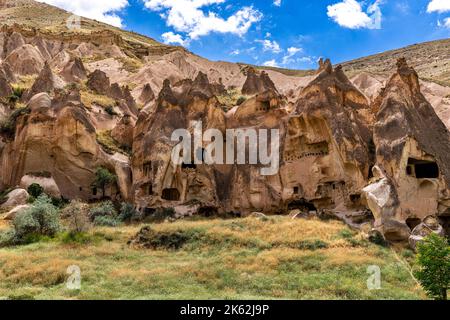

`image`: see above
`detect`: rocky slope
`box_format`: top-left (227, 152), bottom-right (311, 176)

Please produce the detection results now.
top-left (0, 0), bottom-right (449, 244)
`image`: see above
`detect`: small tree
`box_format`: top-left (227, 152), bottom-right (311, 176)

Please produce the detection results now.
top-left (92, 167), bottom-right (117, 198)
top-left (62, 200), bottom-right (91, 234)
top-left (415, 233), bottom-right (449, 300)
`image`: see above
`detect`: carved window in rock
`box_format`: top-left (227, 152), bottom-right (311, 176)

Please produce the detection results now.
top-left (143, 161), bottom-right (152, 177)
top-left (407, 158), bottom-right (439, 179)
top-left (285, 138), bottom-right (329, 162)
top-left (161, 188), bottom-right (180, 201)
top-left (92, 187), bottom-right (97, 196)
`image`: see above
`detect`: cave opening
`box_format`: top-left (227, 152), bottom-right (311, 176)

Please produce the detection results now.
top-left (198, 206), bottom-right (219, 217)
top-left (407, 158), bottom-right (439, 179)
top-left (406, 217), bottom-right (422, 231)
top-left (288, 199), bottom-right (317, 212)
top-left (161, 188), bottom-right (180, 201)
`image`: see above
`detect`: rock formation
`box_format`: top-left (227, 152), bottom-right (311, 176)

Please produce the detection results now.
top-left (23, 61), bottom-right (65, 100)
top-left (87, 69), bottom-right (111, 96)
top-left (363, 58), bottom-right (450, 241)
top-left (242, 67), bottom-right (278, 95)
top-left (0, 73), bottom-right (12, 98)
top-left (60, 57), bottom-right (87, 83)
top-left (138, 83), bottom-right (155, 105)
top-left (4, 44), bottom-right (45, 75)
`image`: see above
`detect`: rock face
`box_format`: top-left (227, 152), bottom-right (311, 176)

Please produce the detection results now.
top-left (0, 73), bottom-right (12, 98)
top-left (365, 58), bottom-right (450, 240)
top-left (242, 68), bottom-right (278, 95)
top-left (24, 62), bottom-right (65, 101)
top-left (111, 114), bottom-right (135, 149)
top-left (0, 90), bottom-right (132, 202)
top-left (138, 83), bottom-right (155, 105)
top-left (60, 57), bottom-right (87, 83)
top-left (87, 69), bottom-right (111, 95)
top-left (4, 44), bottom-right (45, 75)
top-left (132, 77), bottom-right (224, 212)
top-left (0, 5), bottom-right (448, 243)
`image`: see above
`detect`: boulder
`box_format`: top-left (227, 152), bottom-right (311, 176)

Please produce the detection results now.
top-left (4, 204), bottom-right (30, 220)
top-left (1, 188), bottom-right (29, 209)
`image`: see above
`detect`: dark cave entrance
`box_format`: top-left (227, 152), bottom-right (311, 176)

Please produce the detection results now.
top-left (407, 158), bottom-right (439, 179)
top-left (198, 206), bottom-right (219, 217)
top-left (162, 188), bottom-right (180, 201)
top-left (287, 199), bottom-right (317, 212)
top-left (406, 217), bottom-right (422, 231)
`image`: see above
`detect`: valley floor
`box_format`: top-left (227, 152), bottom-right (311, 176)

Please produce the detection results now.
top-left (0, 217), bottom-right (424, 300)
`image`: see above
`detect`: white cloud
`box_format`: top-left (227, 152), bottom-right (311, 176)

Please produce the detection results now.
top-left (230, 49), bottom-right (240, 55)
top-left (282, 46), bottom-right (302, 65)
top-left (256, 39), bottom-right (282, 53)
top-left (142, 0), bottom-right (262, 40)
top-left (37, 0), bottom-right (128, 27)
top-left (162, 32), bottom-right (188, 46)
top-left (427, 0), bottom-right (450, 13)
top-left (273, 0), bottom-right (282, 7)
top-left (327, 0), bottom-right (382, 29)
top-left (263, 59), bottom-right (279, 67)
top-left (440, 17), bottom-right (450, 28)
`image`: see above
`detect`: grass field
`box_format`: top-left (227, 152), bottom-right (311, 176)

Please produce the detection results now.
top-left (0, 217), bottom-right (425, 300)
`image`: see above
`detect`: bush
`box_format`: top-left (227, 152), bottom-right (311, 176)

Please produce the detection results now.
top-left (93, 215), bottom-right (120, 227)
top-left (62, 200), bottom-right (91, 233)
top-left (118, 202), bottom-right (139, 222)
top-left (27, 183), bottom-right (44, 198)
top-left (144, 207), bottom-right (175, 223)
top-left (415, 234), bottom-right (449, 300)
top-left (89, 201), bottom-right (117, 221)
top-left (295, 240), bottom-right (329, 251)
top-left (11, 195), bottom-right (60, 244)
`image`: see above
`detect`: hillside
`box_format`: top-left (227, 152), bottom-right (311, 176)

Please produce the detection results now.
top-left (341, 38), bottom-right (450, 87)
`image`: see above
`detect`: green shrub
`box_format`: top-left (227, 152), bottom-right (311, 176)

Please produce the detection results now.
top-left (415, 234), bottom-right (449, 300)
top-left (89, 201), bottom-right (117, 221)
top-left (118, 202), bottom-right (139, 222)
top-left (27, 183), bottom-right (44, 198)
top-left (11, 195), bottom-right (60, 245)
top-left (60, 231), bottom-right (93, 244)
top-left (93, 215), bottom-right (120, 227)
top-left (62, 200), bottom-right (91, 233)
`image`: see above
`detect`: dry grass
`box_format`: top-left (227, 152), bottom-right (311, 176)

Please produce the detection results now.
top-left (96, 130), bottom-right (129, 155)
top-left (0, 217), bottom-right (425, 300)
top-left (80, 90), bottom-right (115, 109)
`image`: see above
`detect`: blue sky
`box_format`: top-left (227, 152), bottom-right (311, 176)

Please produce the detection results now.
top-left (40, 0), bottom-right (450, 69)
